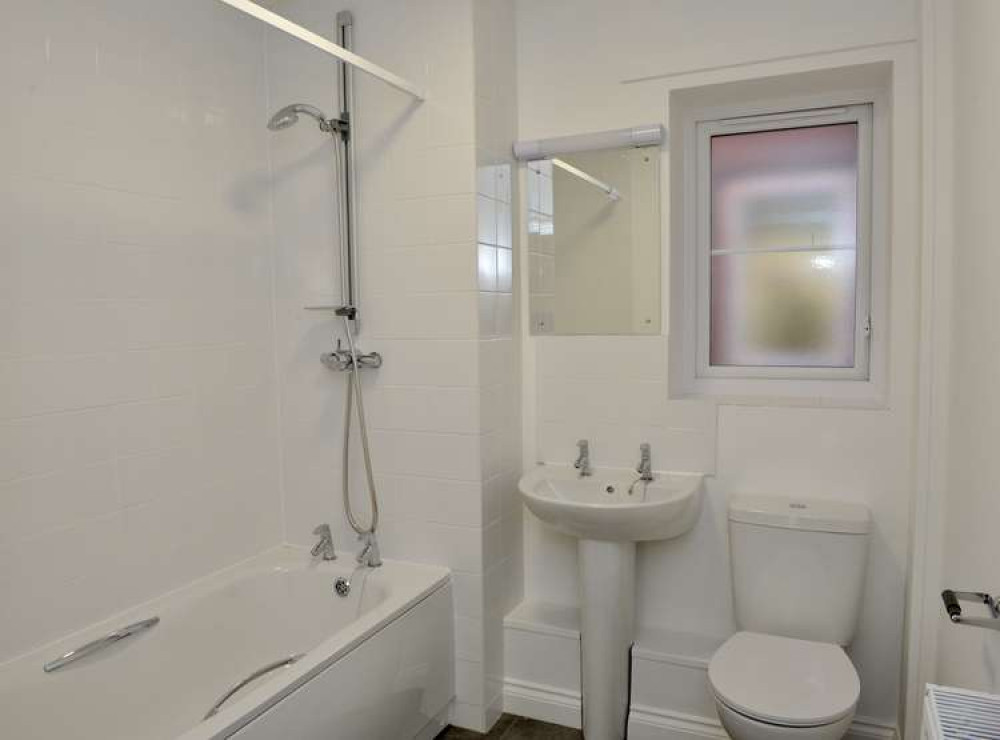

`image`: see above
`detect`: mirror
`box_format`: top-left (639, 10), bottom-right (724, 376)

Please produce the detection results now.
top-left (526, 146), bottom-right (661, 335)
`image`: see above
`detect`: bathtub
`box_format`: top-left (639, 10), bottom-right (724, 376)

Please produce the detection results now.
top-left (0, 546), bottom-right (454, 740)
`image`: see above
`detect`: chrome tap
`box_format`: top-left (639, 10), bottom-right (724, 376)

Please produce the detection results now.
top-left (356, 531), bottom-right (382, 568)
top-left (574, 439), bottom-right (592, 477)
top-left (320, 339), bottom-right (383, 372)
top-left (627, 443), bottom-right (654, 496)
top-left (311, 524), bottom-right (337, 561)
top-left (637, 442), bottom-right (653, 481)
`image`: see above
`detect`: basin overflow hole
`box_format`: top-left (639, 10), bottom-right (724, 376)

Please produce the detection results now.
top-left (605, 485), bottom-right (615, 494)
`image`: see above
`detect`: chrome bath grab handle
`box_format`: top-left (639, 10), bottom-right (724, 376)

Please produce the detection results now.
top-left (204, 654), bottom-right (305, 720)
top-left (43, 616), bottom-right (160, 673)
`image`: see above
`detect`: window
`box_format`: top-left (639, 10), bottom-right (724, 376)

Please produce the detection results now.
top-left (697, 105), bottom-right (873, 382)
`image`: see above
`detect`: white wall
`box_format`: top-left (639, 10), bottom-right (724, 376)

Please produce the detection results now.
top-left (516, 0), bottom-right (920, 727)
top-left (934, 0), bottom-right (1000, 693)
top-left (0, 1), bottom-right (283, 662)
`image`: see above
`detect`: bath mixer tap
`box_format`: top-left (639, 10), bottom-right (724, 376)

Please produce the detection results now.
top-left (574, 439), bottom-right (592, 477)
top-left (311, 524), bottom-right (337, 561)
top-left (637, 442), bottom-right (653, 482)
top-left (356, 531), bottom-right (382, 568)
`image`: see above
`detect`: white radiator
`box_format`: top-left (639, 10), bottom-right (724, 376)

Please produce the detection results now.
top-left (924, 684), bottom-right (1000, 739)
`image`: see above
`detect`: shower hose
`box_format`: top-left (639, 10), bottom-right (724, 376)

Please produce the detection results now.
top-left (339, 304), bottom-right (379, 536)
top-left (331, 118), bottom-right (378, 537)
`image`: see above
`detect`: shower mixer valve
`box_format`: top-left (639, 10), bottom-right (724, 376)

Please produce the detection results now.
top-left (321, 339), bottom-right (382, 372)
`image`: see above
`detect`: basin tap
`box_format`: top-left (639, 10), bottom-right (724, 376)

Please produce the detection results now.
top-left (637, 442), bottom-right (653, 482)
top-left (574, 439), bottom-right (592, 477)
top-left (311, 524), bottom-right (337, 561)
top-left (356, 531), bottom-right (382, 568)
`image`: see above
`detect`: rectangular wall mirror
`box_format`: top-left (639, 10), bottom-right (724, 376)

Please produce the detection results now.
top-left (526, 146), bottom-right (661, 335)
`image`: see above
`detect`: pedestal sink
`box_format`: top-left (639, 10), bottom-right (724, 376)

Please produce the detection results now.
top-left (518, 465), bottom-right (704, 739)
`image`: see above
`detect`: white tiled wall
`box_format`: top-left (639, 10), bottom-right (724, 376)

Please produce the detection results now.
top-left (261, 0), bottom-right (519, 732)
top-left (0, 1), bottom-right (282, 662)
top-left (474, 0), bottom-right (522, 730)
top-left (535, 336), bottom-right (717, 473)
top-left (525, 334), bottom-right (720, 617)
top-left (0, 14), bottom-right (518, 732)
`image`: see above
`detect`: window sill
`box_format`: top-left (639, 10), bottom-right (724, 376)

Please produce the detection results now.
top-left (670, 376), bottom-right (888, 410)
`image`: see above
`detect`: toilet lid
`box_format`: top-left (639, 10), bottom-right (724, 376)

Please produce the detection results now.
top-left (708, 632), bottom-right (860, 727)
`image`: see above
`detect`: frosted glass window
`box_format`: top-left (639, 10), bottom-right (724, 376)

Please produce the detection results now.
top-left (708, 122), bottom-right (862, 369)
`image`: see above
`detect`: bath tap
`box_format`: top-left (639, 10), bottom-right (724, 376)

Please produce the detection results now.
top-left (311, 524), bottom-right (337, 561)
top-left (574, 439), bottom-right (592, 477)
top-left (356, 531), bottom-right (382, 567)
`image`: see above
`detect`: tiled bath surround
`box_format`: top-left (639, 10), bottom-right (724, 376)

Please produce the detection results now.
top-left (255, 0), bottom-right (521, 732)
top-left (0, 1), bottom-right (282, 662)
top-left (0, 0), bottom-right (518, 732)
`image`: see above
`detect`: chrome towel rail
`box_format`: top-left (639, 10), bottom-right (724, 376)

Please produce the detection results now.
top-left (43, 616), bottom-right (160, 673)
top-left (204, 654), bottom-right (305, 720)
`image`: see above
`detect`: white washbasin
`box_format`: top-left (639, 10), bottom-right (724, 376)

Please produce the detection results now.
top-left (518, 464), bottom-right (704, 542)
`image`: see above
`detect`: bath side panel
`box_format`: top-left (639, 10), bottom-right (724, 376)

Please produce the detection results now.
top-left (228, 584), bottom-right (454, 740)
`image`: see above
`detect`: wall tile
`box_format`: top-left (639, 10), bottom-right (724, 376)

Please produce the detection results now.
top-left (371, 430), bottom-right (482, 481)
top-left (478, 244), bottom-right (499, 292)
top-left (367, 386), bottom-right (480, 434)
top-left (0, 0), bottom-right (282, 661)
top-left (386, 475), bottom-right (484, 527)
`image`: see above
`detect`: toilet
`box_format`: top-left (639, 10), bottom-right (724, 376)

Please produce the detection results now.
top-left (708, 494), bottom-right (870, 740)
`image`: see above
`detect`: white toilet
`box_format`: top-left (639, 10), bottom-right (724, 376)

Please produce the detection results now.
top-left (708, 494), bottom-right (870, 740)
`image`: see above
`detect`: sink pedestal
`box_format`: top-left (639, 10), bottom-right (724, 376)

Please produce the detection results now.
top-left (517, 465), bottom-right (704, 739)
top-left (578, 539), bottom-right (636, 739)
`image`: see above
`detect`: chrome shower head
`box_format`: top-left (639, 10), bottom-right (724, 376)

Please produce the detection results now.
top-left (267, 103), bottom-right (336, 133)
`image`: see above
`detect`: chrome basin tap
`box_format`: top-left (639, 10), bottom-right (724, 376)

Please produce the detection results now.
top-left (311, 524), bottom-right (337, 561)
top-left (637, 442), bottom-right (653, 481)
top-left (574, 439), bottom-right (592, 477)
top-left (356, 531), bottom-right (382, 568)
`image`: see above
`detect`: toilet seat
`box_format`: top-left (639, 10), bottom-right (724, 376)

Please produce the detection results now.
top-left (708, 632), bottom-right (860, 728)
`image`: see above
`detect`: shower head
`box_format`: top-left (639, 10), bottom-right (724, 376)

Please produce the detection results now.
top-left (267, 104), bottom-right (342, 135)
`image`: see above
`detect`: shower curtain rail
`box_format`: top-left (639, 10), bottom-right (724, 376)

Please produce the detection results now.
top-left (216, 0), bottom-right (425, 101)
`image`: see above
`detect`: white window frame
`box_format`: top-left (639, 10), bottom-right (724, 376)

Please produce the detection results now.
top-left (696, 104), bottom-right (873, 381)
top-left (671, 89), bottom-right (889, 404)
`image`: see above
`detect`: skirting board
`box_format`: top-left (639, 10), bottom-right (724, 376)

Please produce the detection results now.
top-left (503, 680), bottom-right (897, 740)
top-left (629, 704), bottom-right (898, 740)
top-left (413, 704), bottom-right (451, 740)
top-left (503, 678), bottom-right (582, 730)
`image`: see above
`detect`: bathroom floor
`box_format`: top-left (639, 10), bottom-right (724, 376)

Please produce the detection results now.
top-left (436, 714), bottom-right (582, 739)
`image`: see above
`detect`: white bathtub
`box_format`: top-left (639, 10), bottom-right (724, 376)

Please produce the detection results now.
top-left (0, 546), bottom-right (454, 740)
